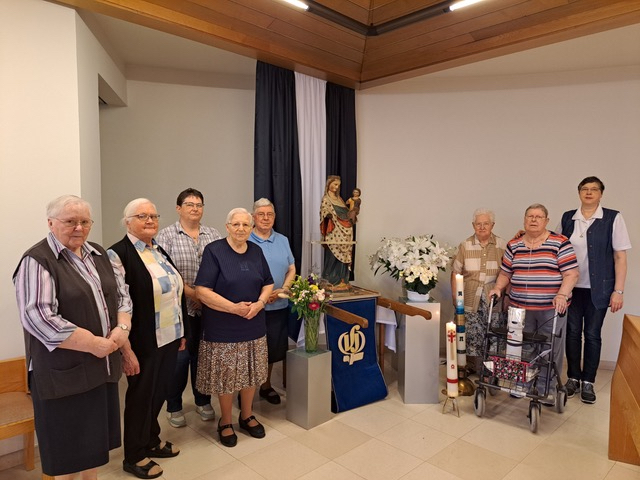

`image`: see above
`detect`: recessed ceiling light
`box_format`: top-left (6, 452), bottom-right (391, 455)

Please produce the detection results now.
top-left (282, 0), bottom-right (309, 11)
top-left (449, 0), bottom-right (484, 12)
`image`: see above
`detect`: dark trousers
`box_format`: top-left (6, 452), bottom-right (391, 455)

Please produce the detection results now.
top-left (123, 339), bottom-right (179, 464)
top-left (566, 288), bottom-right (608, 383)
top-left (524, 308), bottom-right (566, 396)
top-left (166, 345), bottom-right (211, 411)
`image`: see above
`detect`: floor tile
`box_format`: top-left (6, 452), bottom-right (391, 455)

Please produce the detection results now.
top-left (334, 438), bottom-right (422, 480)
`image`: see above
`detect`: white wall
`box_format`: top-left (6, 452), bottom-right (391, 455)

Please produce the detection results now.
top-left (99, 81), bottom-right (255, 246)
top-left (0, 0), bottom-right (126, 457)
top-left (0, 0), bottom-right (82, 363)
top-left (355, 68), bottom-right (640, 363)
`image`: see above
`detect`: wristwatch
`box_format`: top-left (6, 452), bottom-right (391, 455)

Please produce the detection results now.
top-left (116, 324), bottom-right (130, 332)
top-left (614, 290), bottom-right (624, 295)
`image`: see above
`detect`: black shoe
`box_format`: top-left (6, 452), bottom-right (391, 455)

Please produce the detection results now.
top-left (238, 414), bottom-right (266, 438)
top-left (217, 420), bottom-right (237, 447)
top-left (259, 387), bottom-right (281, 404)
top-left (123, 459), bottom-right (162, 479)
top-left (146, 441), bottom-right (179, 458)
top-left (565, 378), bottom-right (580, 399)
top-left (581, 381), bottom-right (596, 404)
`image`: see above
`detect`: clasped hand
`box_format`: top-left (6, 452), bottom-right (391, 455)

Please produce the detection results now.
top-left (235, 301), bottom-right (262, 319)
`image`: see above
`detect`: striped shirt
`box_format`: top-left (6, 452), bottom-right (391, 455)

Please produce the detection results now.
top-left (14, 232), bottom-right (133, 352)
top-left (501, 232), bottom-right (578, 310)
top-left (452, 233), bottom-right (507, 312)
top-left (156, 221), bottom-right (221, 316)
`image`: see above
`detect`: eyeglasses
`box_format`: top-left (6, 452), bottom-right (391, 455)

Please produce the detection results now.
top-left (228, 222), bottom-right (251, 230)
top-left (525, 215), bottom-right (546, 221)
top-left (474, 222), bottom-right (493, 228)
top-left (579, 187), bottom-right (601, 193)
top-left (255, 212), bottom-right (275, 218)
top-left (182, 202), bottom-right (204, 209)
top-left (128, 214), bottom-right (160, 222)
top-left (54, 218), bottom-right (94, 229)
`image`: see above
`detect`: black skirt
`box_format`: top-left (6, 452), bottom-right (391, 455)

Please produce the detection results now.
top-left (31, 378), bottom-right (120, 476)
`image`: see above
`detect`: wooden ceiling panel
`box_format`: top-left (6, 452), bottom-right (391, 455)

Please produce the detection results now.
top-left (49, 0), bottom-right (640, 89)
top-left (315, 0), bottom-right (372, 25)
top-left (369, 0), bottom-right (445, 25)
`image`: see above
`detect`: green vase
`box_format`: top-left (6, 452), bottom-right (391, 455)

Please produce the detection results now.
top-left (304, 314), bottom-right (320, 353)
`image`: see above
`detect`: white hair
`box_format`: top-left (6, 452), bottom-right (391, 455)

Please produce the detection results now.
top-left (121, 198), bottom-right (156, 227)
top-left (253, 197), bottom-right (274, 213)
top-left (226, 207), bottom-right (252, 225)
top-left (46, 195), bottom-right (92, 219)
top-left (473, 208), bottom-right (495, 223)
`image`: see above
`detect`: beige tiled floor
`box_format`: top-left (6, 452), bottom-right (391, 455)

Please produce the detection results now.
top-left (2, 358), bottom-right (639, 480)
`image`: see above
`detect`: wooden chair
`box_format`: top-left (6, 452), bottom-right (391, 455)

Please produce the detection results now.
top-left (0, 357), bottom-right (35, 471)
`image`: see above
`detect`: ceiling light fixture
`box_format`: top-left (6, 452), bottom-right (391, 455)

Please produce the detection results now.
top-left (282, 0), bottom-right (309, 10)
top-left (448, 0), bottom-right (484, 11)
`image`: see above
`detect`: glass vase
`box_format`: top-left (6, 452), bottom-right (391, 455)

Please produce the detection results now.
top-left (304, 314), bottom-right (320, 353)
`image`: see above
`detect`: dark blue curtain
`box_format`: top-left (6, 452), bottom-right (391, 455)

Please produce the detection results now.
top-left (254, 61), bottom-right (303, 274)
top-left (326, 82), bottom-right (358, 279)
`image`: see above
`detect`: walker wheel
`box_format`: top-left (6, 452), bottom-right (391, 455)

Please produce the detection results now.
top-left (556, 389), bottom-right (567, 414)
top-left (529, 403), bottom-right (540, 433)
top-left (474, 389), bottom-right (486, 417)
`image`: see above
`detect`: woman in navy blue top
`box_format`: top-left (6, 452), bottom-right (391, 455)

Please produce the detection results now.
top-left (195, 208), bottom-right (273, 447)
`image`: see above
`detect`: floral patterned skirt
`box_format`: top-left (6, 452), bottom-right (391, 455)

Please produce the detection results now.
top-left (196, 336), bottom-right (268, 395)
top-left (465, 293), bottom-right (507, 357)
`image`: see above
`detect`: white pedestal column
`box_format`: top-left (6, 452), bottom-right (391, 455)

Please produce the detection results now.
top-left (286, 348), bottom-right (333, 429)
top-left (397, 300), bottom-right (441, 404)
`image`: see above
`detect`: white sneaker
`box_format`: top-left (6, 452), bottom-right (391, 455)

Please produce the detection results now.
top-left (196, 404), bottom-right (216, 422)
top-left (167, 410), bottom-right (186, 428)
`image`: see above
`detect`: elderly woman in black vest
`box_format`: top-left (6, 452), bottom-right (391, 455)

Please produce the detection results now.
top-left (109, 198), bottom-right (188, 480)
top-left (557, 176), bottom-right (631, 404)
top-left (13, 195), bottom-right (132, 479)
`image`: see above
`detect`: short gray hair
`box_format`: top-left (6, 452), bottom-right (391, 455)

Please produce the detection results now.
top-left (46, 195), bottom-right (92, 219)
top-left (122, 198), bottom-right (156, 227)
top-left (253, 198), bottom-right (275, 213)
top-left (525, 203), bottom-right (549, 218)
top-left (472, 208), bottom-right (495, 223)
top-left (226, 207), bottom-right (253, 225)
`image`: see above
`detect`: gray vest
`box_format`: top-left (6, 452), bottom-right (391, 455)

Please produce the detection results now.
top-left (15, 239), bottom-right (121, 400)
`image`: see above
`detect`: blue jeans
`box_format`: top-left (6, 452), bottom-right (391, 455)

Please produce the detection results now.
top-left (566, 288), bottom-right (607, 383)
top-left (166, 345), bottom-right (210, 412)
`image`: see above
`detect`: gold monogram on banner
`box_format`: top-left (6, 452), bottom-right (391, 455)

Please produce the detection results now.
top-left (338, 325), bottom-right (366, 365)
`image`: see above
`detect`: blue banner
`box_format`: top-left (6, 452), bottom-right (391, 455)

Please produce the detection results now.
top-left (325, 297), bottom-right (388, 412)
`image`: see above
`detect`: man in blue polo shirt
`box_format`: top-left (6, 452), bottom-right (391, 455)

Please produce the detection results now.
top-left (248, 198), bottom-right (296, 404)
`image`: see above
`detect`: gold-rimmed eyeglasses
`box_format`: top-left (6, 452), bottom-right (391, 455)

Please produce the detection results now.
top-left (53, 218), bottom-right (94, 229)
top-left (227, 222), bottom-right (251, 230)
top-left (255, 212), bottom-right (275, 218)
top-left (128, 214), bottom-right (160, 222)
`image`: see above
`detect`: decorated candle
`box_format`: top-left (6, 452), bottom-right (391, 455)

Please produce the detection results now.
top-left (456, 313), bottom-right (467, 370)
top-left (446, 321), bottom-right (458, 397)
top-left (455, 274), bottom-right (464, 314)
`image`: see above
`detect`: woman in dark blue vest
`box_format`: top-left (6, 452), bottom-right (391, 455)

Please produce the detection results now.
top-left (557, 176), bottom-right (631, 404)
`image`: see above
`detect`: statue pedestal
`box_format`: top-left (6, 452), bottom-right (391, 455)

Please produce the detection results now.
top-left (397, 299), bottom-right (441, 404)
top-left (286, 348), bottom-right (333, 429)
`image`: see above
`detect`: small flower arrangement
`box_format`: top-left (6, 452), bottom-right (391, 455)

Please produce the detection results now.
top-left (370, 234), bottom-right (453, 294)
top-left (288, 273), bottom-right (330, 320)
top-left (286, 274), bottom-right (331, 352)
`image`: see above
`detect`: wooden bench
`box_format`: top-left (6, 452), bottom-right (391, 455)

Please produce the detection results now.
top-left (0, 356), bottom-right (35, 471)
top-left (609, 314), bottom-right (640, 465)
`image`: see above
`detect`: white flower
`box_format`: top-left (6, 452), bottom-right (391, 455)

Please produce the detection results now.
top-left (370, 235), bottom-right (454, 293)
